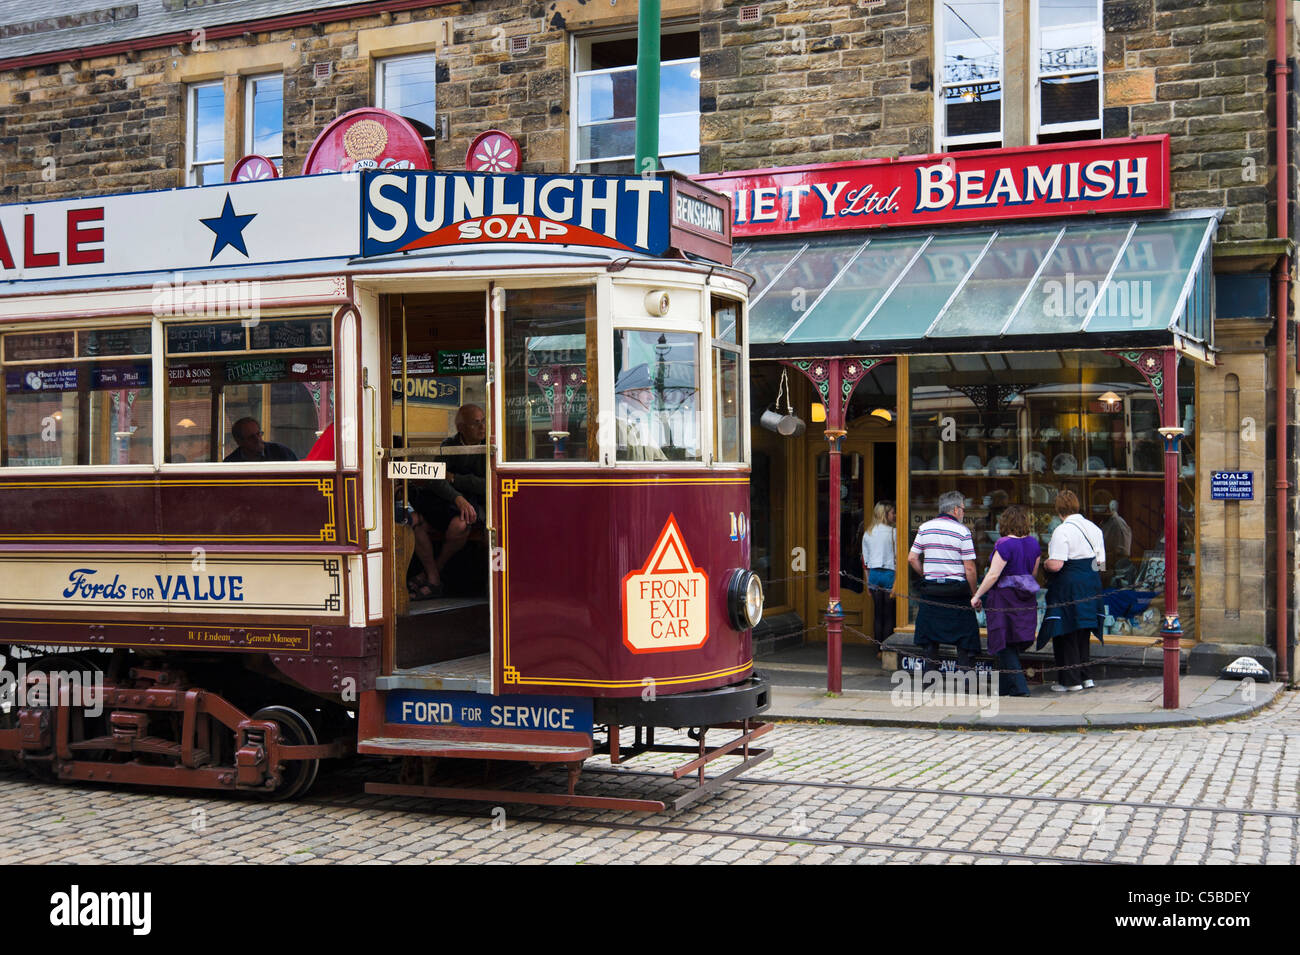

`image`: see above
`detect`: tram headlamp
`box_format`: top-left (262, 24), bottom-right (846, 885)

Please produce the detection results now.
top-left (644, 290), bottom-right (671, 317)
top-left (727, 569), bottom-right (764, 631)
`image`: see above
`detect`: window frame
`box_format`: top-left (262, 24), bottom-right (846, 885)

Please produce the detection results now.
top-left (710, 295), bottom-right (744, 465)
top-left (569, 26), bottom-right (701, 175)
top-left (1030, 0), bottom-right (1104, 143)
top-left (934, 0), bottom-right (1005, 152)
top-left (375, 51), bottom-right (439, 152)
top-left (494, 279), bottom-right (602, 468)
top-left (0, 322), bottom-right (156, 471)
top-left (160, 313), bottom-right (337, 469)
top-left (244, 72), bottom-right (285, 172)
top-left (186, 80), bottom-right (226, 186)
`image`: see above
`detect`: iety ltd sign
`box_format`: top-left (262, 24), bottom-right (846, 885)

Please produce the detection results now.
top-left (694, 135), bottom-right (1170, 236)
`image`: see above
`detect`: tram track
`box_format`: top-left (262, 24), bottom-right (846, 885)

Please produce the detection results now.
top-left (296, 792), bottom-right (1115, 864)
top-left (583, 767), bottom-right (1300, 820)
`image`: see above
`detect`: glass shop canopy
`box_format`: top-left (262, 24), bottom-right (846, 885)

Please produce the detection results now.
top-left (737, 213), bottom-right (1219, 361)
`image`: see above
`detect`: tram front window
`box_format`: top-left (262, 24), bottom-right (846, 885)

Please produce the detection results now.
top-left (613, 330), bottom-right (701, 462)
top-left (163, 317), bottom-right (335, 463)
top-left (1, 326), bottom-right (154, 467)
top-left (501, 287), bottom-right (597, 462)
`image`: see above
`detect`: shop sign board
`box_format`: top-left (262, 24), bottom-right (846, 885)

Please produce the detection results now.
top-left (695, 135), bottom-right (1170, 237)
top-left (1211, 470), bottom-right (1253, 500)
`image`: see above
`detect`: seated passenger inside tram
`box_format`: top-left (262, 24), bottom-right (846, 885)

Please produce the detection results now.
top-left (223, 417), bottom-right (299, 463)
top-left (406, 403), bottom-right (487, 599)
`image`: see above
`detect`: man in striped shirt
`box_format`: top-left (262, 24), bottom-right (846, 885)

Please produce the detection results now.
top-left (908, 490), bottom-right (980, 668)
top-left (908, 491), bottom-right (977, 592)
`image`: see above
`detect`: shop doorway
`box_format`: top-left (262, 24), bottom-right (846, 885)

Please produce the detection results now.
top-left (804, 434), bottom-right (895, 641)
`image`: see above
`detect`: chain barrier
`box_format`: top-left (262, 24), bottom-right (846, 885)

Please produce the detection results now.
top-left (754, 567), bottom-right (1167, 680)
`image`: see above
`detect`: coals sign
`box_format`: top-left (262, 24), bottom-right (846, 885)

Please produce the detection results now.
top-left (361, 171), bottom-right (672, 258)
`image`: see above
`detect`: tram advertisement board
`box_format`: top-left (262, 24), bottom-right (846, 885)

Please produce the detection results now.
top-left (0, 555), bottom-right (343, 617)
top-left (361, 170), bottom-right (675, 258)
top-left (695, 135), bottom-right (1170, 236)
top-left (385, 689), bottom-right (594, 735)
top-left (0, 173), bottom-right (360, 281)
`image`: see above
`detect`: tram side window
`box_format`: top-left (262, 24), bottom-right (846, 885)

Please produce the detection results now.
top-left (712, 296), bottom-right (743, 463)
top-left (164, 317), bottom-right (335, 463)
top-left (2, 327), bottom-right (154, 467)
top-left (613, 330), bottom-right (701, 462)
top-left (501, 287), bottom-right (598, 462)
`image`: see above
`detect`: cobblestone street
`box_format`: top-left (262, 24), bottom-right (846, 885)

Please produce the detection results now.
top-left (3, 689), bottom-right (1298, 865)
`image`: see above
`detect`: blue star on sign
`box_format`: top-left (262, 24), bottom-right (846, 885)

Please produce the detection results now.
top-left (200, 194), bottom-right (257, 259)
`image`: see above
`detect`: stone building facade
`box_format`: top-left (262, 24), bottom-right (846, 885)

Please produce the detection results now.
top-left (0, 0), bottom-right (1296, 671)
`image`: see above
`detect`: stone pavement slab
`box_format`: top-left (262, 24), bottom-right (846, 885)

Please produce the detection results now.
top-left (762, 674), bottom-right (1280, 729)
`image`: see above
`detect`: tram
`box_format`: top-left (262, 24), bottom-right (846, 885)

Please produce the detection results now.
top-left (0, 139), bottom-right (769, 810)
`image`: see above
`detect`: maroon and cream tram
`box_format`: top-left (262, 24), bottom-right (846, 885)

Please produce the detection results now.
top-left (0, 151), bottom-right (769, 809)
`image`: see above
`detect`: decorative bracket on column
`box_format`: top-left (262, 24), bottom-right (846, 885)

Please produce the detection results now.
top-left (1108, 348), bottom-right (1170, 417)
top-left (783, 357), bottom-right (891, 405)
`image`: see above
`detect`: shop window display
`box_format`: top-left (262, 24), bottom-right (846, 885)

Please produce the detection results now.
top-left (908, 351), bottom-right (1194, 638)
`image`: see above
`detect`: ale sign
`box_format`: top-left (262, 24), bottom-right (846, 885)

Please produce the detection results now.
top-left (622, 515), bottom-right (709, 654)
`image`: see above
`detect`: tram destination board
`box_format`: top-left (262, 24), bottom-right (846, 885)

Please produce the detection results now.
top-left (1211, 470), bottom-right (1254, 500)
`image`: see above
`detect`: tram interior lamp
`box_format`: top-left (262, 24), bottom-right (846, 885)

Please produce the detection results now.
top-left (810, 402), bottom-right (826, 423)
top-left (760, 369), bottom-right (806, 437)
top-left (870, 407), bottom-right (893, 423)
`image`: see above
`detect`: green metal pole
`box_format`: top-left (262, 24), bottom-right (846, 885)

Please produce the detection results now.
top-left (635, 0), bottom-right (660, 175)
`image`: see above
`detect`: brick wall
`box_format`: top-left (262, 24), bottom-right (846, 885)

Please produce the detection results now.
top-left (0, 0), bottom-right (1290, 244)
top-left (0, 0), bottom-right (576, 202)
top-left (698, 0), bottom-right (935, 171)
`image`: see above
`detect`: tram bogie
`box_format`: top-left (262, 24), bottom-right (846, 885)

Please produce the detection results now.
top-left (0, 160), bottom-right (769, 810)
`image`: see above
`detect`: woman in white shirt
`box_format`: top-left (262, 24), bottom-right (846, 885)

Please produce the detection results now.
top-left (1034, 489), bottom-right (1106, 691)
top-left (861, 500), bottom-right (897, 642)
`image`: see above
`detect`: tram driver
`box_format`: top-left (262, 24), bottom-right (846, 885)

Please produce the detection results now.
top-left (407, 404), bottom-right (487, 599)
top-left (224, 417), bottom-right (299, 463)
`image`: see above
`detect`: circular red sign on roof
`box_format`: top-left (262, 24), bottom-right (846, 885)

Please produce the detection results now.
top-left (230, 154), bottom-right (280, 182)
top-left (465, 129), bottom-right (521, 173)
top-left (302, 108), bottom-right (432, 175)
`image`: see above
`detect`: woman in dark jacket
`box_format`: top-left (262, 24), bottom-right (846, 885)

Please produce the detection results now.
top-left (1035, 489), bottom-right (1105, 691)
top-left (971, 505), bottom-right (1040, 697)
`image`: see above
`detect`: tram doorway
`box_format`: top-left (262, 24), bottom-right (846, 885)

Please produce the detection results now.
top-left (385, 291), bottom-right (492, 679)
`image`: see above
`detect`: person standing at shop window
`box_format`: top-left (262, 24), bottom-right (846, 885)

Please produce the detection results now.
top-left (971, 504), bottom-right (1040, 697)
top-left (862, 500), bottom-right (897, 643)
top-left (908, 491), bottom-right (980, 669)
top-left (1035, 489), bottom-right (1105, 691)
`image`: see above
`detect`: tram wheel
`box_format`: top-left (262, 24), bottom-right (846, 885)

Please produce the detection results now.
top-left (251, 705), bottom-right (320, 801)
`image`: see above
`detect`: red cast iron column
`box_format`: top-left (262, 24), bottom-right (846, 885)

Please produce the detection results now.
top-left (824, 357), bottom-right (845, 694)
top-left (1157, 348), bottom-right (1183, 709)
top-left (784, 357), bottom-right (888, 694)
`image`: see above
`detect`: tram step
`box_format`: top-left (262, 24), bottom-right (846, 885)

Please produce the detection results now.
top-left (377, 654), bottom-right (492, 693)
top-left (357, 736), bottom-right (592, 762)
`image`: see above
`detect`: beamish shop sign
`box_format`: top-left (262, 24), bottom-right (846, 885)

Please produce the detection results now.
top-left (695, 136), bottom-right (1170, 237)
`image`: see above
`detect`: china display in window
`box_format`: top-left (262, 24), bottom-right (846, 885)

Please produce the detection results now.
top-left (908, 351), bottom-right (1194, 638)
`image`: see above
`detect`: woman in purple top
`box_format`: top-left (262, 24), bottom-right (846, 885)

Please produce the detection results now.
top-left (971, 505), bottom-right (1041, 697)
